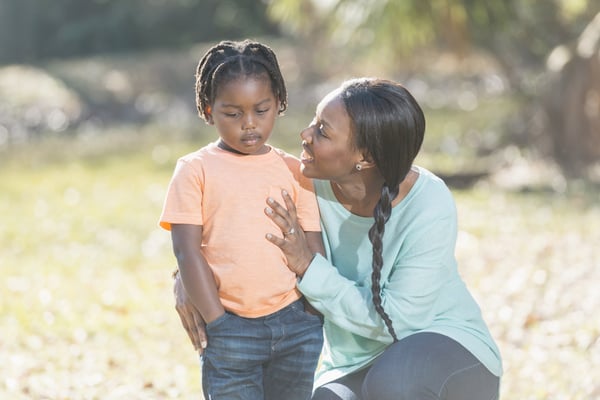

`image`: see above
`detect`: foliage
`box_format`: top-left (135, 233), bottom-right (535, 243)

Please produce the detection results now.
top-left (1, 135), bottom-right (599, 398)
top-left (0, 0), bottom-right (278, 64)
top-left (265, 0), bottom-right (600, 179)
top-left (266, 0), bottom-right (597, 78)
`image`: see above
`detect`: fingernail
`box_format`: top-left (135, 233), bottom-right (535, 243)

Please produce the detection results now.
top-left (201, 341), bottom-right (207, 349)
top-left (265, 207), bottom-right (273, 214)
top-left (267, 197), bottom-right (274, 204)
top-left (282, 189), bottom-right (288, 196)
top-left (266, 233), bottom-right (272, 239)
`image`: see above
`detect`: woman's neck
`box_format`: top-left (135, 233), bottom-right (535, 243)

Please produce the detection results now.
top-left (330, 172), bottom-right (385, 217)
top-left (330, 168), bottom-right (418, 217)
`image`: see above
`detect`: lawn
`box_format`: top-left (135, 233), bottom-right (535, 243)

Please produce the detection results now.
top-left (1, 130), bottom-right (598, 399)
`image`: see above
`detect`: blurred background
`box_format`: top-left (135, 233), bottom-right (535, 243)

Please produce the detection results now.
top-left (1, 1), bottom-right (599, 399)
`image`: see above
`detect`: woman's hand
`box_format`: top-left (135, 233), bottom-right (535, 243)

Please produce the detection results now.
top-left (265, 190), bottom-right (315, 277)
top-left (173, 271), bottom-right (207, 353)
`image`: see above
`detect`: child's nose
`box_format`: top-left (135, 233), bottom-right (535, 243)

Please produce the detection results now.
top-left (243, 115), bottom-right (255, 130)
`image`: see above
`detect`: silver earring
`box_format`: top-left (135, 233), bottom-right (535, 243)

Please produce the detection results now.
top-left (355, 164), bottom-right (362, 171)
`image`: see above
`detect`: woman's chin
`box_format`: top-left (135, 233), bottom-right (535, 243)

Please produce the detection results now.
top-left (300, 163), bottom-right (317, 178)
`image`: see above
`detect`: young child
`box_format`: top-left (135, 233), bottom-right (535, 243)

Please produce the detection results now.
top-left (159, 39), bottom-right (324, 400)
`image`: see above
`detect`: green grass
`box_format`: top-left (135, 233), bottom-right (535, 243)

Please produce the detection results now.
top-left (1, 132), bottom-right (598, 399)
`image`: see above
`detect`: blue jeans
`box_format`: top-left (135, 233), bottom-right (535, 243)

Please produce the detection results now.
top-left (201, 299), bottom-right (324, 400)
top-left (312, 332), bottom-right (500, 400)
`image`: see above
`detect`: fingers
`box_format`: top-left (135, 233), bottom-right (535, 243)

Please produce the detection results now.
top-left (176, 304), bottom-right (198, 350)
top-left (265, 230), bottom-right (287, 249)
top-left (266, 190), bottom-right (300, 235)
top-left (280, 189), bottom-right (298, 217)
top-left (193, 313), bottom-right (208, 353)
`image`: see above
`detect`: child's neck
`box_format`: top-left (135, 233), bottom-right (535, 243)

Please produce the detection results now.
top-left (217, 139), bottom-right (272, 156)
top-left (217, 140), bottom-right (246, 155)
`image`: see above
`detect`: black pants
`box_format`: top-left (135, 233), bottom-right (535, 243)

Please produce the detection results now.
top-left (312, 332), bottom-right (500, 400)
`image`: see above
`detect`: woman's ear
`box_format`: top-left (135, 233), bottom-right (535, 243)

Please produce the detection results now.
top-left (356, 153), bottom-right (376, 171)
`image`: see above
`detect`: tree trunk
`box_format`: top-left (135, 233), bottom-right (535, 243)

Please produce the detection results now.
top-left (543, 12), bottom-right (600, 178)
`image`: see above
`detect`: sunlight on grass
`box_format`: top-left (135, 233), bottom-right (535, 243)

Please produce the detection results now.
top-left (1, 132), bottom-right (598, 399)
top-left (0, 144), bottom-right (203, 399)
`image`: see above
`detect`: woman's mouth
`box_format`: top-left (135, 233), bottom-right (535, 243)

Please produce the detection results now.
top-left (300, 148), bottom-right (314, 163)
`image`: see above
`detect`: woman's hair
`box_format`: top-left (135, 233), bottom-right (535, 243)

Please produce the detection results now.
top-left (339, 78), bottom-right (425, 341)
top-left (195, 39), bottom-right (288, 122)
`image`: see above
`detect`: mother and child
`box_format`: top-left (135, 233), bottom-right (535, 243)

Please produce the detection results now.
top-left (159, 39), bottom-right (503, 400)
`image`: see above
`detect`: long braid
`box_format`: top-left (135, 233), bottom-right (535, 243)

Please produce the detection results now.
top-left (194, 40), bottom-right (287, 122)
top-left (369, 184), bottom-right (399, 342)
top-left (340, 78), bottom-right (425, 342)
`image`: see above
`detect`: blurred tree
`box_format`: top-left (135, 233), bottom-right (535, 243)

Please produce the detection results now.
top-left (266, 0), bottom-right (600, 178)
top-left (0, 0), bottom-right (279, 64)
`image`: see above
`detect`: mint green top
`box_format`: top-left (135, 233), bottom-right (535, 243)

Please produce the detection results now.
top-left (298, 166), bottom-right (502, 387)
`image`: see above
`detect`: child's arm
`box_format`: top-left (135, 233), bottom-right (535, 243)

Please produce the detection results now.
top-left (171, 224), bottom-right (224, 324)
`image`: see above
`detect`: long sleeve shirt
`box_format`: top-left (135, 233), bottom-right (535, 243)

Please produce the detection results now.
top-left (298, 166), bottom-right (502, 387)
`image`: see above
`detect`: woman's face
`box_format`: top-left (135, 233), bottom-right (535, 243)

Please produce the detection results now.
top-left (299, 90), bottom-right (363, 180)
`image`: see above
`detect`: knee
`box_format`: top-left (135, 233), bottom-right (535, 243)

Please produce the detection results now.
top-left (362, 367), bottom-right (436, 400)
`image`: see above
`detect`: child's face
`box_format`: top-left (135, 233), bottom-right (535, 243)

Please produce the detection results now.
top-left (209, 75), bottom-right (279, 155)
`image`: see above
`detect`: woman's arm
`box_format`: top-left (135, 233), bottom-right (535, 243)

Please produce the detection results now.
top-left (266, 191), bottom-right (455, 342)
top-left (304, 231), bottom-right (326, 259)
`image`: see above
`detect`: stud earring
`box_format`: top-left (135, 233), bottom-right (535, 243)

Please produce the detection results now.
top-left (355, 164), bottom-right (362, 171)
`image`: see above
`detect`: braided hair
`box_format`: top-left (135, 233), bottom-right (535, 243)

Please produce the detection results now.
top-left (195, 39), bottom-right (288, 122)
top-left (339, 78), bottom-right (425, 341)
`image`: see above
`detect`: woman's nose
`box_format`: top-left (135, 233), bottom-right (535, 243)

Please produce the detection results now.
top-left (300, 127), bottom-right (312, 142)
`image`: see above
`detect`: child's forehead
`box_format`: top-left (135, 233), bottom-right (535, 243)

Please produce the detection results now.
top-left (213, 76), bottom-right (275, 104)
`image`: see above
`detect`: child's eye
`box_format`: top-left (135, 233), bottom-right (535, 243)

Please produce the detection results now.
top-left (224, 112), bottom-right (239, 118)
top-left (257, 108), bottom-right (270, 115)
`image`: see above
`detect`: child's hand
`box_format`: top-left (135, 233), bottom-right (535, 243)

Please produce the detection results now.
top-left (173, 271), bottom-right (207, 353)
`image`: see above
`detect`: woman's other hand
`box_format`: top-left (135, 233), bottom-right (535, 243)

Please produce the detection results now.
top-left (173, 271), bottom-right (207, 353)
top-left (265, 190), bottom-right (316, 277)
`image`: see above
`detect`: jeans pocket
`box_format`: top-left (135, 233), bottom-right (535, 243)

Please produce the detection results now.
top-left (205, 312), bottom-right (231, 331)
top-left (288, 299), bottom-right (324, 326)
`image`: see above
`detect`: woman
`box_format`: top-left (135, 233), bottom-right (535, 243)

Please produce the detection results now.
top-left (176, 77), bottom-right (503, 399)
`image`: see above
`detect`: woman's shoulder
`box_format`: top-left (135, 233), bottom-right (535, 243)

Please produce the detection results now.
top-left (413, 166), bottom-right (453, 197)
top-left (405, 166), bottom-right (456, 215)
top-left (270, 146), bottom-right (300, 164)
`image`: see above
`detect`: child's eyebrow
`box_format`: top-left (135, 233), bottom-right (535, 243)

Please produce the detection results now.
top-left (220, 98), bottom-right (274, 109)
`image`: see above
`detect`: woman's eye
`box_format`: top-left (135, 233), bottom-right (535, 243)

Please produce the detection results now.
top-left (316, 124), bottom-right (326, 136)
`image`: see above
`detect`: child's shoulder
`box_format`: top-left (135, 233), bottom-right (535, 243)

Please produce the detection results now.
top-left (178, 142), bottom-right (218, 163)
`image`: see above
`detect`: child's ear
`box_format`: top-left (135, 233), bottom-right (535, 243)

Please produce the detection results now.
top-left (205, 106), bottom-right (214, 124)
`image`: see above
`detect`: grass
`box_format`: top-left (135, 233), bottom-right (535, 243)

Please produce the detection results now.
top-left (0, 136), bottom-right (204, 399)
top-left (1, 130), bottom-right (598, 399)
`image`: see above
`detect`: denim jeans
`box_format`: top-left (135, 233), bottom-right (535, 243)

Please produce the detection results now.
top-left (312, 332), bottom-right (500, 400)
top-left (201, 299), bottom-right (324, 400)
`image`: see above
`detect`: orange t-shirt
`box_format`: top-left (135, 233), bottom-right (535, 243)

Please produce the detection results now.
top-left (159, 142), bottom-right (321, 317)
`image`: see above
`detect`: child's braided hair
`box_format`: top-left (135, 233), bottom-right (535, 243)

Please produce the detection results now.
top-left (195, 39), bottom-right (287, 122)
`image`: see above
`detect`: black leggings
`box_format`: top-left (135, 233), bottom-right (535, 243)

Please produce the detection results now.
top-left (312, 332), bottom-right (500, 400)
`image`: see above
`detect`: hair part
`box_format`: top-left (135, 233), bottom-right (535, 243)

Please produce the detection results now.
top-left (339, 78), bottom-right (426, 341)
top-left (195, 39), bottom-right (288, 122)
